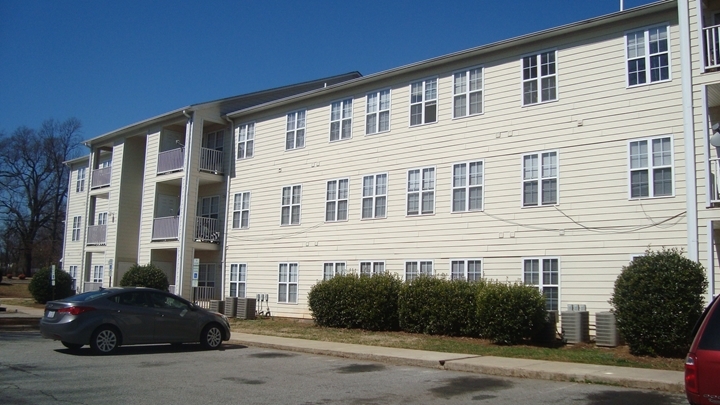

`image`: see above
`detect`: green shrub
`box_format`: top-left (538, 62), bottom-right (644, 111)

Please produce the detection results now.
top-left (28, 267), bottom-right (74, 304)
top-left (477, 281), bottom-right (547, 345)
top-left (119, 264), bottom-right (169, 292)
top-left (398, 276), bottom-right (484, 336)
top-left (353, 273), bottom-right (403, 331)
top-left (610, 247), bottom-right (707, 357)
top-left (308, 273), bottom-right (361, 328)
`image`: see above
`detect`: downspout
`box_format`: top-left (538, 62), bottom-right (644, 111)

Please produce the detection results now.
top-left (221, 115), bottom-right (234, 300)
top-left (679, 0), bottom-right (699, 262)
top-left (177, 109), bottom-right (193, 297)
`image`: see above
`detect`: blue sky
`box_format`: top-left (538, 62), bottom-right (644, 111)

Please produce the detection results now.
top-left (0, 0), bottom-right (657, 141)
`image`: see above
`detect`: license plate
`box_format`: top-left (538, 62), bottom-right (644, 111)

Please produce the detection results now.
top-left (47, 311), bottom-right (55, 319)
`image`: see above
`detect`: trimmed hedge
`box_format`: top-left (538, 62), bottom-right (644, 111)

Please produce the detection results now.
top-left (28, 267), bottom-right (74, 304)
top-left (119, 264), bottom-right (169, 292)
top-left (476, 281), bottom-right (547, 345)
top-left (610, 247), bottom-right (707, 357)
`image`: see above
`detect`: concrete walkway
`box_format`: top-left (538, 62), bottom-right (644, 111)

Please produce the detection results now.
top-left (0, 304), bottom-right (685, 393)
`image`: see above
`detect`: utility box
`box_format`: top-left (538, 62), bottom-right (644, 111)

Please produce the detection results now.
top-left (561, 310), bottom-right (590, 344)
top-left (595, 311), bottom-right (622, 347)
top-left (209, 300), bottom-right (224, 314)
top-left (236, 298), bottom-right (256, 320)
top-left (224, 297), bottom-right (238, 318)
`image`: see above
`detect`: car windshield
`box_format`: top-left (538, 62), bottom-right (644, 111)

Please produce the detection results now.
top-left (60, 290), bottom-right (113, 303)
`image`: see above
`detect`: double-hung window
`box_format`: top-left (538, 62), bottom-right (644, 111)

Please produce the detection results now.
top-left (67, 265), bottom-right (78, 291)
top-left (92, 265), bottom-right (104, 284)
top-left (330, 99), bottom-right (352, 141)
top-left (278, 263), bottom-right (298, 303)
top-left (405, 261), bottom-right (433, 282)
top-left (360, 261), bottom-right (385, 276)
top-left (362, 173), bottom-right (387, 219)
top-left (450, 260), bottom-right (483, 281)
top-left (626, 26), bottom-right (669, 86)
top-left (522, 51), bottom-right (557, 105)
top-left (453, 67), bottom-right (483, 118)
top-left (323, 262), bottom-right (346, 280)
top-left (366, 90), bottom-right (390, 134)
top-left (286, 111), bottom-right (306, 150)
top-left (76, 168), bottom-right (86, 192)
top-left (97, 212), bottom-right (107, 226)
top-left (410, 78), bottom-right (438, 126)
top-left (71, 216), bottom-right (81, 241)
top-left (325, 179), bottom-right (349, 222)
top-left (229, 263), bottom-right (247, 298)
top-left (629, 136), bottom-right (673, 198)
top-left (452, 161), bottom-right (484, 212)
top-left (523, 258), bottom-right (559, 311)
top-left (407, 167), bottom-right (435, 215)
top-left (236, 123), bottom-right (254, 159)
top-left (281, 185), bottom-right (302, 225)
top-left (523, 151), bottom-right (558, 207)
top-left (232, 192), bottom-right (250, 229)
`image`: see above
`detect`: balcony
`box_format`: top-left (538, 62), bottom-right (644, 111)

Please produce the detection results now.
top-left (83, 282), bottom-right (102, 292)
top-left (91, 166), bottom-right (111, 189)
top-left (704, 24), bottom-right (720, 70)
top-left (200, 147), bottom-right (224, 174)
top-left (152, 216), bottom-right (179, 240)
top-left (711, 158), bottom-right (720, 203)
top-left (86, 224), bottom-right (107, 246)
top-left (195, 217), bottom-right (220, 242)
top-left (157, 147), bottom-right (184, 174)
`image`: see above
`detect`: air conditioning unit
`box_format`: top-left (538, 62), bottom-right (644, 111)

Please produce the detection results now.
top-left (561, 310), bottom-right (590, 344)
top-left (209, 300), bottom-right (224, 314)
top-left (595, 311), bottom-right (622, 347)
top-left (224, 297), bottom-right (238, 317)
top-left (236, 298), bottom-right (256, 320)
top-left (535, 310), bottom-right (559, 343)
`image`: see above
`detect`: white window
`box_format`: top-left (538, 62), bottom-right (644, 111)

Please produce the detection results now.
top-left (360, 261), bottom-right (385, 276)
top-left (229, 263), bottom-right (247, 298)
top-left (281, 185), bottom-right (302, 225)
top-left (362, 173), bottom-right (387, 219)
top-left (366, 89), bottom-right (391, 135)
top-left (97, 212), bottom-right (107, 226)
top-left (523, 151), bottom-right (558, 207)
top-left (236, 123), bottom-right (254, 159)
top-left (92, 265), bottom-right (104, 284)
top-left (626, 26), bottom-right (670, 86)
top-left (452, 161), bottom-right (483, 212)
top-left (410, 78), bottom-right (438, 126)
top-left (405, 261), bottom-right (433, 282)
top-left (199, 196), bottom-right (220, 219)
top-left (71, 216), bottom-right (81, 241)
top-left (67, 265), bottom-right (78, 291)
top-left (278, 263), bottom-right (298, 303)
top-left (407, 167), bottom-right (435, 215)
top-left (198, 263), bottom-right (217, 287)
top-left (286, 110), bottom-right (306, 150)
top-left (323, 262), bottom-right (346, 280)
top-left (232, 192), bottom-right (250, 229)
top-left (325, 179), bottom-right (349, 222)
top-left (450, 260), bottom-right (483, 281)
top-left (523, 258), bottom-right (559, 311)
top-left (203, 130), bottom-right (224, 151)
top-left (453, 67), bottom-right (483, 118)
top-left (522, 51), bottom-right (557, 105)
top-left (76, 168), bottom-right (86, 192)
top-left (629, 136), bottom-right (673, 198)
top-left (330, 99), bottom-right (352, 141)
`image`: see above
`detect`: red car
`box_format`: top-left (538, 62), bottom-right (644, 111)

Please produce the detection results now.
top-left (686, 294), bottom-right (720, 404)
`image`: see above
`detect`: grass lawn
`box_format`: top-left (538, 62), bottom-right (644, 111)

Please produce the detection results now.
top-left (0, 280), bottom-right (33, 299)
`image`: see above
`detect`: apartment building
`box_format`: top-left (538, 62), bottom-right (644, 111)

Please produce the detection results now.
top-left (63, 0), bottom-right (719, 323)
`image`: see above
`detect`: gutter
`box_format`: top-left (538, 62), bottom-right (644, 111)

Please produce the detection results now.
top-left (221, 116), bottom-right (234, 301)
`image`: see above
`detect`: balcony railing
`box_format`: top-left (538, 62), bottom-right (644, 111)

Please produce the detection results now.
top-left (152, 216), bottom-right (179, 240)
top-left (83, 282), bottom-right (102, 292)
top-left (91, 166), bottom-right (111, 189)
top-left (195, 216), bottom-right (220, 242)
top-left (200, 147), bottom-right (224, 174)
top-left (86, 224), bottom-right (107, 246)
top-left (704, 25), bottom-right (720, 70)
top-left (710, 158), bottom-right (720, 203)
top-left (157, 147), bottom-right (185, 174)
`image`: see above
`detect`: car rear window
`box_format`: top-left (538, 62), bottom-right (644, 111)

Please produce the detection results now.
top-left (60, 290), bottom-right (113, 303)
top-left (699, 300), bottom-right (720, 351)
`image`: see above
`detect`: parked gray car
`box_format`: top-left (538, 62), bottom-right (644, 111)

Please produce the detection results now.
top-left (39, 287), bottom-right (231, 354)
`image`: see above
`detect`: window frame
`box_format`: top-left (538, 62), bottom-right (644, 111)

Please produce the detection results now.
top-left (405, 260), bottom-right (434, 282)
top-left (323, 262), bottom-right (347, 280)
top-left (521, 150), bottom-right (559, 207)
top-left (453, 66), bottom-right (484, 118)
top-left (236, 122), bottom-right (255, 160)
top-left (521, 49), bottom-right (558, 106)
top-left (359, 261), bottom-right (386, 276)
top-left (97, 212), bottom-right (107, 226)
top-left (92, 265), bottom-right (104, 284)
top-left (232, 192), bottom-right (250, 229)
top-left (229, 263), bottom-right (247, 298)
top-left (365, 89), bottom-right (391, 135)
top-left (71, 216), bottom-right (81, 241)
top-left (449, 259), bottom-right (483, 281)
top-left (522, 257), bottom-right (560, 311)
top-left (76, 168), bottom-right (86, 193)
top-left (451, 160), bottom-right (484, 213)
top-left (361, 173), bottom-right (388, 220)
top-left (627, 135), bottom-right (674, 199)
top-left (278, 262), bottom-right (299, 304)
top-left (203, 129), bottom-right (224, 151)
top-left (409, 77), bottom-right (438, 126)
top-left (67, 265), bottom-right (78, 291)
top-left (625, 24), bottom-right (671, 88)
top-left (325, 178), bottom-right (349, 222)
top-left (406, 166), bottom-right (436, 216)
top-left (285, 110), bottom-right (306, 151)
top-left (280, 185), bottom-right (302, 226)
top-left (329, 98), bottom-right (353, 142)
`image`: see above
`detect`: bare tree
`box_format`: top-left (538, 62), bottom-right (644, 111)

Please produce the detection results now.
top-left (0, 118), bottom-right (83, 275)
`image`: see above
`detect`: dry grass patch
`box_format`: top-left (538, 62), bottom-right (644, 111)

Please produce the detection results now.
top-left (0, 282), bottom-right (33, 299)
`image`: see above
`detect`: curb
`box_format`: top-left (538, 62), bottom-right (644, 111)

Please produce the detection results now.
top-left (0, 317), bottom-right (40, 331)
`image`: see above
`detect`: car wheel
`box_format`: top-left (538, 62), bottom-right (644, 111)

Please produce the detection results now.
top-left (90, 326), bottom-right (120, 355)
top-left (61, 341), bottom-right (83, 350)
top-left (200, 324), bottom-right (223, 350)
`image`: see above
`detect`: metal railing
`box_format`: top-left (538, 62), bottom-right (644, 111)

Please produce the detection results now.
top-left (195, 217), bottom-right (220, 242)
top-left (192, 286), bottom-right (219, 308)
top-left (704, 24), bottom-right (720, 69)
top-left (152, 216), bottom-right (179, 240)
top-left (157, 147), bottom-right (184, 174)
top-left (91, 166), bottom-right (111, 189)
top-left (200, 148), bottom-right (224, 174)
top-left (83, 282), bottom-right (102, 292)
top-left (710, 158), bottom-right (720, 203)
top-left (86, 224), bottom-right (107, 246)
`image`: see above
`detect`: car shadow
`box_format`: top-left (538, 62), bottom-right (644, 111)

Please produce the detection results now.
top-left (56, 342), bottom-right (247, 356)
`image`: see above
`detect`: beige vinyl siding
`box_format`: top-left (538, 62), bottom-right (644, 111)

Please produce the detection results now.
top-left (63, 161), bottom-right (89, 281)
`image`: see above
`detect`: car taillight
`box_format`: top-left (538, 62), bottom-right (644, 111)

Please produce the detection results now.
top-left (685, 353), bottom-right (698, 394)
top-left (58, 306), bottom-right (96, 316)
